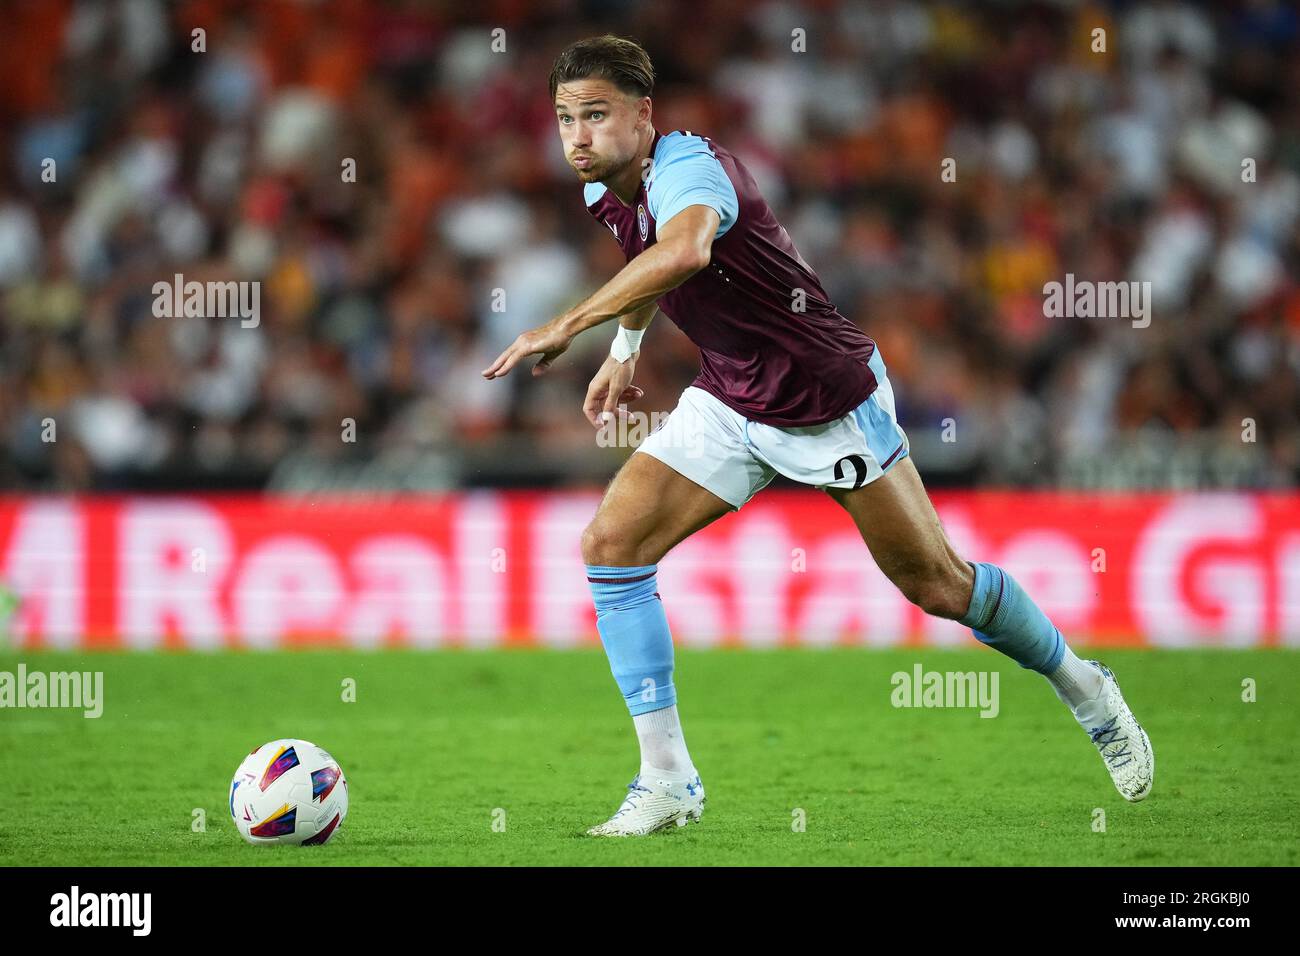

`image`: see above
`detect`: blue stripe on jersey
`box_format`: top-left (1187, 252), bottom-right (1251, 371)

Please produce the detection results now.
top-left (647, 132), bottom-right (738, 240)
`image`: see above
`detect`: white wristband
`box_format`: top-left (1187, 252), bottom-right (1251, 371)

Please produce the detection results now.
top-left (610, 324), bottom-right (644, 363)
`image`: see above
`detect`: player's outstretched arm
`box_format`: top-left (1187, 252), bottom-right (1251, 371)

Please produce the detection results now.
top-left (480, 205), bottom-right (718, 380)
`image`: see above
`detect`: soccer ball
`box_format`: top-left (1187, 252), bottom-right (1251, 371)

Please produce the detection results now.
top-left (229, 739), bottom-right (348, 846)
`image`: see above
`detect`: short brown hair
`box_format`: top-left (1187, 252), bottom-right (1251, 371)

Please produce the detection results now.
top-left (548, 35), bottom-right (655, 102)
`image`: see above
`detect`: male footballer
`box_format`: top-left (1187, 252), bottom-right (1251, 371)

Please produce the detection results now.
top-left (482, 35), bottom-right (1154, 835)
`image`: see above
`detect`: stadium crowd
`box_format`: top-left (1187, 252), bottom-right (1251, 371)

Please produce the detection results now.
top-left (1, 0), bottom-right (1297, 491)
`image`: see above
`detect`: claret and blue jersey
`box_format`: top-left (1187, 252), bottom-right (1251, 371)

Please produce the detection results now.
top-left (583, 129), bottom-right (879, 427)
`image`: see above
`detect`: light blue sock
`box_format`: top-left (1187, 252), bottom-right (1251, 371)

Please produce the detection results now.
top-left (586, 564), bottom-right (676, 716)
top-left (960, 561), bottom-right (1066, 673)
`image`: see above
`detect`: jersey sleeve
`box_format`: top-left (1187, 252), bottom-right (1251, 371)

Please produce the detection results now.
top-left (646, 136), bottom-right (738, 241)
top-left (583, 182), bottom-right (607, 209)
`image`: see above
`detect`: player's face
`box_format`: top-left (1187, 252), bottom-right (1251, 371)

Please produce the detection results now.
top-left (554, 79), bottom-right (648, 184)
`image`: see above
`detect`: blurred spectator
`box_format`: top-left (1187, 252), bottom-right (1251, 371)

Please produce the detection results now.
top-left (0, 0), bottom-right (1297, 492)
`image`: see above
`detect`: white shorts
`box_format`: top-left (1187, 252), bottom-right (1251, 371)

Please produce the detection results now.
top-left (635, 348), bottom-right (910, 509)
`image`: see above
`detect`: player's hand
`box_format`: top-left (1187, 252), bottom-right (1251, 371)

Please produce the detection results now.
top-left (481, 320), bottom-right (574, 379)
top-left (584, 354), bottom-right (644, 427)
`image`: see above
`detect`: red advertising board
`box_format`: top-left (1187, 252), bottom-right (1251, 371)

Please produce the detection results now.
top-left (1, 492), bottom-right (1297, 649)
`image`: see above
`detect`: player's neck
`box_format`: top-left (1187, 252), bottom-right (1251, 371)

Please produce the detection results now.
top-left (604, 126), bottom-right (658, 207)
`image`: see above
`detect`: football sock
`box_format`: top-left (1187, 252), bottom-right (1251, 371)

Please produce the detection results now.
top-left (1046, 647), bottom-right (1106, 710)
top-left (632, 705), bottom-right (694, 777)
top-left (586, 564), bottom-right (677, 716)
top-left (959, 561), bottom-right (1066, 674)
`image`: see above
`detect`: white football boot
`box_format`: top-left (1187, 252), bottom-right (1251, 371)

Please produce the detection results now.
top-left (1073, 661), bottom-right (1155, 802)
top-left (586, 771), bottom-right (705, 836)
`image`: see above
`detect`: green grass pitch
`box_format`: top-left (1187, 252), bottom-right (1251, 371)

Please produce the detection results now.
top-left (1, 647), bottom-right (1296, 866)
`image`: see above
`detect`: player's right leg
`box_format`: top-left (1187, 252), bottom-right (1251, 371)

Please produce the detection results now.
top-left (582, 387), bottom-right (774, 835)
top-left (582, 452), bottom-right (727, 835)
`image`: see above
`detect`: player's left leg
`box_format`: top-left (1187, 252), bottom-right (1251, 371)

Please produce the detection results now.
top-left (744, 346), bottom-right (1152, 800)
top-left (823, 456), bottom-right (1154, 801)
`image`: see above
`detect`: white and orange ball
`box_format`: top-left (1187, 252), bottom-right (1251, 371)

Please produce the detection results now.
top-left (229, 739), bottom-right (348, 846)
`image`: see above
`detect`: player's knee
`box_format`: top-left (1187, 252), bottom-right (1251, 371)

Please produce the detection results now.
top-left (893, 562), bottom-right (969, 620)
top-left (581, 520), bottom-right (643, 567)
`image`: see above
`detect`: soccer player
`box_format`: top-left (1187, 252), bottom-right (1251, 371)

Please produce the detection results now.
top-left (482, 35), bottom-right (1154, 835)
